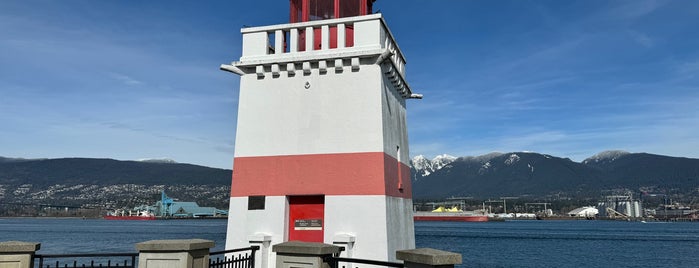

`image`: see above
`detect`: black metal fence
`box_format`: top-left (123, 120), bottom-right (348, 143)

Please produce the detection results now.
top-left (325, 256), bottom-right (404, 268)
top-left (28, 246), bottom-right (259, 268)
top-left (29, 245), bottom-right (404, 268)
top-left (33, 252), bottom-right (138, 268)
top-left (209, 246), bottom-right (259, 268)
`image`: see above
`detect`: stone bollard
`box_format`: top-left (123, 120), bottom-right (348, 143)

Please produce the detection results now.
top-left (396, 248), bottom-right (462, 268)
top-left (136, 239), bottom-right (214, 268)
top-left (0, 241), bottom-right (41, 268)
top-left (272, 241), bottom-right (341, 268)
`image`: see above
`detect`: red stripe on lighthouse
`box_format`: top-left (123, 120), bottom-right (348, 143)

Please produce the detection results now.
top-left (231, 152), bottom-right (411, 198)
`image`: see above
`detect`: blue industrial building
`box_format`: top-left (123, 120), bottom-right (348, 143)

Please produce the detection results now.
top-left (135, 191), bottom-right (228, 218)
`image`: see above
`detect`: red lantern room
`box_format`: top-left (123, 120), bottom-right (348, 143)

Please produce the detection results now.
top-left (290, 0), bottom-right (373, 22)
top-left (289, 0), bottom-right (375, 50)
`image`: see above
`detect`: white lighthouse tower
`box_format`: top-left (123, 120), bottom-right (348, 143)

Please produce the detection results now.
top-left (221, 0), bottom-right (420, 264)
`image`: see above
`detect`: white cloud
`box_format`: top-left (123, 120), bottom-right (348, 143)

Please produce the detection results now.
top-left (605, 0), bottom-right (668, 20)
top-left (109, 72), bottom-right (143, 86)
top-left (627, 30), bottom-right (654, 48)
top-left (676, 60), bottom-right (699, 79)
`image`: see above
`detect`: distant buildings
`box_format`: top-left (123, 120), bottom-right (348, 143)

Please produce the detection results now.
top-left (136, 191), bottom-right (227, 218)
top-left (597, 195), bottom-right (643, 218)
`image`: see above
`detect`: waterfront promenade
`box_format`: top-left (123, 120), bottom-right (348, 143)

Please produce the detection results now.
top-left (1, 239), bottom-right (460, 268)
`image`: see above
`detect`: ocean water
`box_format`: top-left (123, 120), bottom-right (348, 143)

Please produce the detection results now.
top-left (1, 218), bottom-right (699, 267)
top-left (0, 218), bottom-right (228, 253)
top-left (415, 220), bottom-right (699, 268)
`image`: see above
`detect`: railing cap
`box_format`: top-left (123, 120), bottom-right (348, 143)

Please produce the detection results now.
top-left (0, 241), bottom-right (41, 253)
top-left (396, 248), bottom-right (462, 265)
top-left (136, 239), bottom-right (214, 252)
top-left (272, 241), bottom-right (341, 255)
top-left (241, 14), bottom-right (382, 34)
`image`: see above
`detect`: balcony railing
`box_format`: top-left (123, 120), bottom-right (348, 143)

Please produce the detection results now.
top-left (237, 14), bottom-right (406, 77)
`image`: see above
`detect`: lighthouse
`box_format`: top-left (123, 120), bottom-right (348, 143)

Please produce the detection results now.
top-left (221, 0), bottom-right (420, 264)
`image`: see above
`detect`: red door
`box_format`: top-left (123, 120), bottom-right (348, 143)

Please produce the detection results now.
top-left (288, 195), bottom-right (324, 242)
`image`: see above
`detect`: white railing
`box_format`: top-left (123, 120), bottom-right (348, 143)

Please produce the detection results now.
top-left (237, 14), bottom-right (406, 77)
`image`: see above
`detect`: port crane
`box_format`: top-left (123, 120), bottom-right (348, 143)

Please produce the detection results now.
top-left (159, 190), bottom-right (174, 217)
top-left (525, 202), bottom-right (552, 216)
top-left (605, 207), bottom-right (629, 219)
top-left (483, 197), bottom-right (518, 214)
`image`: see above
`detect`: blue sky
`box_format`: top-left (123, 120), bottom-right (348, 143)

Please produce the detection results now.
top-left (1, 1), bottom-right (698, 169)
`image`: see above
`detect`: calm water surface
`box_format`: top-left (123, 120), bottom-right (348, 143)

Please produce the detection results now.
top-left (416, 220), bottom-right (699, 268)
top-left (2, 218), bottom-right (699, 267)
top-left (0, 218), bottom-right (228, 253)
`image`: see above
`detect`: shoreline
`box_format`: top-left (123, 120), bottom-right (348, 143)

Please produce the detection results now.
top-left (0, 216), bottom-right (228, 220)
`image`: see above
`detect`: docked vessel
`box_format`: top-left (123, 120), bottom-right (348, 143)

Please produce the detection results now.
top-left (104, 209), bottom-right (156, 220)
top-left (653, 204), bottom-right (697, 219)
top-left (413, 206), bottom-right (489, 222)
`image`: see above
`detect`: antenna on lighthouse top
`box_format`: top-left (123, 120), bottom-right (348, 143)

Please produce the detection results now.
top-left (290, 0), bottom-right (375, 23)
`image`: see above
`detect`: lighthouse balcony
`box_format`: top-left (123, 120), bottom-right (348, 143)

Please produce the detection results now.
top-left (232, 14), bottom-right (406, 78)
top-left (222, 13), bottom-right (419, 99)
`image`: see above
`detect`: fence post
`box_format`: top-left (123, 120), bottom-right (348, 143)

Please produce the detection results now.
top-left (136, 239), bottom-right (214, 268)
top-left (272, 241), bottom-right (341, 268)
top-left (396, 248), bottom-right (462, 268)
top-left (248, 234), bottom-right (272, 268)
top-left (0, 241), bottom-right (41, 268)
top-left (331, 234), bottom-right (355, 257)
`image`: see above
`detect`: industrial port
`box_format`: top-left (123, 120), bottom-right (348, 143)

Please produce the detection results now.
top-left (105, 191), bottom-right (228, 219)
top-left (414, 192), bottom-right (699, 222)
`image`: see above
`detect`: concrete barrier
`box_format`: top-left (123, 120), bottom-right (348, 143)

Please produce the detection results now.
top-left (136, 239), bottom-right (214, 268)
top-left (0, 241), bottom-right (41, 268)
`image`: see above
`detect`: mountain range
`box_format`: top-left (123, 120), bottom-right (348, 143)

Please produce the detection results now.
top-left (0, 157), bottom-right (230, 186)
top-left (410, 150), bottom-right (699, 199)
top-left (0, 157), bottom-right (231, 210)
top-left (2, 150), bottom-right (698, 208)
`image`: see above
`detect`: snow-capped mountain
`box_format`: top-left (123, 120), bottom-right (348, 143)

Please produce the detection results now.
top-left (582, 150), bottom-right (630, 165)
top-left (410, 150), bottom-right (699, 199)
top-left (0, 156), bottom-right (36, 162)
top-left (138, 158), bottom-right (178, 164)
top-left (459, 152), bottom-right (503, 164)
top-left (410, 154), bottom-right (457, 179)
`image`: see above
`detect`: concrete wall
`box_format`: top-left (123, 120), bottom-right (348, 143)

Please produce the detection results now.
top-left (326, 195), bottom-right (414, 261)
top-left (227, 195), bottom-right (413, 263)
top-left (226, 196), bottom-right (287, 250)
top-left (234, 63), bottom-right (383, 158)
top-left (380, 66), bottom-right (409, 165)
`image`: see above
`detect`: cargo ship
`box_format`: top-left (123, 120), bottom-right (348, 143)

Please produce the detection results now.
top-left (413, 206), bottom-right (489, 222)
